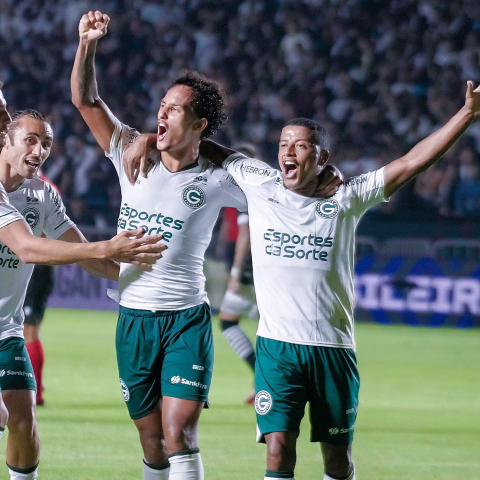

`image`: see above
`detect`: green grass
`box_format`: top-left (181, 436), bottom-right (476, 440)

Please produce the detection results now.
top-left (1, 310), bottom-right (479, 479)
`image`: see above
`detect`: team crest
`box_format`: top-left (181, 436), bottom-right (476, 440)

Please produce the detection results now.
top-left (315, 199), bottom-right (339, 219)
top-left (119, 378), bottom-right (130, 401)
top-left (182, 185), bottom-right (206, 209)
top-left (255, 390), bottom-right (273, 415)
top-left (21, 206), bottom-right (40, 228)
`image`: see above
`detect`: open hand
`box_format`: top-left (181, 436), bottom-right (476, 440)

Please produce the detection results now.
top-left (123, 134), bottom-right (156, 185)
top-left (79, 10), bottom-right (110, 42)
top-left (315, 164), bottom-right (344, 198)
top-left (105, 228), bottom-right (167, 264)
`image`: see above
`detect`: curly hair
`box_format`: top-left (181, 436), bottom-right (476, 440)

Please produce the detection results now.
top-left (170, 71), bottom-right (227, 139)
top-left (7, 109), bottom-right (52, 144)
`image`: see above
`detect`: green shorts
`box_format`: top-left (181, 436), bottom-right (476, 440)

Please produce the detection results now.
top-left (255, 337), bottom-right (359, 445)
top-left (116, 303), bottom-right (213, 420)
top-left (0, 337), bottom-right (36, 392)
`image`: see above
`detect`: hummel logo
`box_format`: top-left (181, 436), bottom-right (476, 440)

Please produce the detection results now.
top-left (26, 196), bottom-right (38, 203)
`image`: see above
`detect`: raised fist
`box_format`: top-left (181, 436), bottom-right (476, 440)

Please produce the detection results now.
top-left (79, 10), bottom-right (110, 41)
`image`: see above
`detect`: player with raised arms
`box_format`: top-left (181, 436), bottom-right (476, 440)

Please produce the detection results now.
top-left (126, 80), bottom-right (480, 480)
top-left (71, 11), bottom-right (249, 480)
top-left (0, 87), bottom-right (166, 480)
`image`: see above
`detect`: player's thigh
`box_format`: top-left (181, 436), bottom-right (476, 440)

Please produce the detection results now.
top-left (255, 337), bottom-right (309, 442)
top-left (0, 337), bottom-right (36, 393)
top-left (309, 347), bottom-right (360, 445)
top-left (2, 389), bottom-right (36, 427)
top-left (115, 307), bottom-right (163, 420)
top-left (161, 303), bottom-right (213, 404)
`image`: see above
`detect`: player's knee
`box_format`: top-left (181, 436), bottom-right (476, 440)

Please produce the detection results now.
top-left (7, 410), bottom-right (36, 436)
top-left (266, 433), bottom-right (296, 466)
top-left (219, 319), bottom-right (239, 331)
top-left (164, 424), bottom-right (197, 454)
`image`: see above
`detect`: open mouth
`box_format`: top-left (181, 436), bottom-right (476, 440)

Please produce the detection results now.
top-left (157, 122), bottom-right (167, 141)
top-left (283, 160), bottom-right (298, 179)
top-left (25, 158), bottom-right (40, 169)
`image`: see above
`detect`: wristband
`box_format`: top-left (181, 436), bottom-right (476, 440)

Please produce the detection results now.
top-left (230, 266), bottom-right (240, 278)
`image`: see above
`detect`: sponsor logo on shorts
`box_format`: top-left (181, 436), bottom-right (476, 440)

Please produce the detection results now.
top-left (15, 357), bottom-right (26, 361)
top-left (0, 370), bottom-right (5, 377)
top-left (171, 375), bottom-right (207, 390)
top-left (255, 390), bottom-right (272, 415)
top-left (192, 365), bottom-right (204, 371)
top-left (315, 199), bottom-right (339, 219)
top-left (346, 407), bottom-right (357, 415)
top-left (329, 425), bottom-right (355, 435)
top-left (182, 185), bottom-right (206, 209)
top-left (21, 206), bottom-right (40, 229)
top-left (6, 370), bottom-right (34, 377)
top-left (119, 378), bottom-right (130, 401)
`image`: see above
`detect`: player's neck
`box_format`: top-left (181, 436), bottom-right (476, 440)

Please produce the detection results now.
top-left (0, 157), bottom-right (24, 192)
top-left (289, 177), bottom-right (318, 197)
top-left (161, 145), bottom-right (200, 173)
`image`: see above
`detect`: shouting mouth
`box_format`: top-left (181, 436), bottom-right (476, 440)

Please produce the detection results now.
top-left (25, 157), bottom-right (40, 170)
top-left (158, 122), bottom-right (167, 141)
top-left (283, 160), bottom-right (298, 179)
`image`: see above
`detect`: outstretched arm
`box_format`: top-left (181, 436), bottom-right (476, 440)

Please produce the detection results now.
top-left (0, 219), bottom-right (166, 266)
top-left (71, 10), bottom-right (116, 152)
top-left (56, 226), bottom-right (120, 279)
top-left (384, 81), bottom-right (480, 198)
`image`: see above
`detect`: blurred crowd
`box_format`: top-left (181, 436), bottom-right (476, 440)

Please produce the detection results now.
top-left (0, 0), bottom-right (480, 228)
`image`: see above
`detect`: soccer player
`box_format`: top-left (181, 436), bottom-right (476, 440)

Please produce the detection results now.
top-left (127, 81), bottom-right (480, 480)
top-left (0, 96), bottom-right (166, 480)
top-left (71, 11), bottom-right (249, 480)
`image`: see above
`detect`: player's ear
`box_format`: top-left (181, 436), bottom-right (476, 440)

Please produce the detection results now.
top-left (318, 149), bottom-right (329, 166)
top-left (193, 118), bottom-right (208, 135)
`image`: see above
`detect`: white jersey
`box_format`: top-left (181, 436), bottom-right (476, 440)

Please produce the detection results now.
top-left (106, 119), bottom-right (247, 311)
top-left (224, 154), bottom-right (388, 349)
top-left (0, 178), bottom-right (74, 340)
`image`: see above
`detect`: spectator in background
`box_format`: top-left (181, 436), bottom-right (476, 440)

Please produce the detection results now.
top-left (1, 0), bottom-right (480, 227)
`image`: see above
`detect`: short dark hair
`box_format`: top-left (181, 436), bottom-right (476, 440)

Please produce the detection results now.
top-left (7, 110), bottom-right (52, 144)
top-left (170, 71), bottom-right (227, 139)
top-left (282, 118), bottom-right (329, 150)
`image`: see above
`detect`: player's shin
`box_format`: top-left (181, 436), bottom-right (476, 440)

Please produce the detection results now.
top-left (143, 458), bottom-right (170, 480)
top-left (220, 320), bottom-right (256, 370)
top-left (168, 448), bottom-right (204, 480)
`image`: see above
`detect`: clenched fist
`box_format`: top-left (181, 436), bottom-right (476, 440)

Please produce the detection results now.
top-left (79, 10), bottom-right (110, 41)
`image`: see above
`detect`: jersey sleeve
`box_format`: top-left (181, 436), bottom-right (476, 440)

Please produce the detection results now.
top-left (42, 183), bottom-right (76, 239)
top-left (215, 168), bottom-right (248, 212)
top-left (344, 167), bottom-right (389, 217)
top-left (0, 182), bottom-right (23, 230)
top-left (223, 153), bottom-right (277, 190)
top-left (105, 117), bottom-right (140, 179)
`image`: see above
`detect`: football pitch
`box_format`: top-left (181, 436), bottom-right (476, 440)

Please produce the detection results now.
top-left (0, 309), bottom-right (478, 479)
